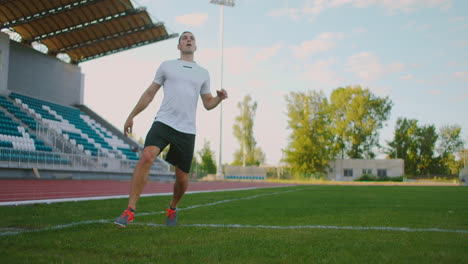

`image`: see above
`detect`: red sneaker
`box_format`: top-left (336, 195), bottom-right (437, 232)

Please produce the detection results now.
top-left (166, 208), bottom-right (178, 226)
top-left (114, 208), bottom-right (135, 228)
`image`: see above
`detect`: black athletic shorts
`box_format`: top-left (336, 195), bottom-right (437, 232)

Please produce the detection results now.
top-left (144, 121), bottom-right (195, 173)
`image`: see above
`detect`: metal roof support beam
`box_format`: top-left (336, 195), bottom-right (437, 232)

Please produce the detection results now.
top-left (30, 7), bottom-right (146, 41)
top-left (58, 22), bottom-right (164, 53)
top-left (1, 0), bottom-right (104, 29)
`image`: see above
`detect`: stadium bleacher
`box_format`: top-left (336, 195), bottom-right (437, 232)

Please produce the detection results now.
top-left (0, 97), bottom-right (70, 165)
top-left (0, 92), bottom-right (171, 176)
top-left (9, 93), bottom-right (138, 160)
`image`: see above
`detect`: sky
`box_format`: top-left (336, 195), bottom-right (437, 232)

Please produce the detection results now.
top-left (80, 0), bottom-right (468, 166)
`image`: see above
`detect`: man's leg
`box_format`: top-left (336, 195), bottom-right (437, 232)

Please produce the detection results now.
top-left (128, 146), bottom-right (160, 210)
top-left (115, 146), bottom-right (159, 228)
top-left (166, 167), bottom-right (188, 226)
top-left (169, 167), bottom-right (189, 208)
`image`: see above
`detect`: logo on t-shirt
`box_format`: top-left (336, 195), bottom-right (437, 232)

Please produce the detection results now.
top-left (183, 65), bottom-right (192, 69)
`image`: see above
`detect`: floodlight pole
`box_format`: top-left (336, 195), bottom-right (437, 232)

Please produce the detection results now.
top-left (210, 0), bottom-right (234, 175)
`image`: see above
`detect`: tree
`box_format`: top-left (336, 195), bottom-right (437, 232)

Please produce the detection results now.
top-left (190, 156), bottom-right (200, 178)
top-left (232, 146), bottom-right (265, 166)
top-left (416, 124), bottom-right (438, 176)
top-left (198, 140), bottom-right (217, 174)
top-left (283, 90), bottom-right (335, 175)
top-left (232, 95), bottom-right (265, 166)
top-left (330, 86), bottom-right (392, 159)
top-left (437, 125), bottom-right (464, 158)
top-left (127, 133), bottom-right (144, 145)
top-left (437, 125), bottom-right (465, 175)
top-left (386, 118), bottom-right (438, 176)
top-left (387, 118), bottom-right (419, 175)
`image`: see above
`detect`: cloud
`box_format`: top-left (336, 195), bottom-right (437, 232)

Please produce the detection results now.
top-left (269, 0), bottom-right (452, 20)
top-left (426, 89), bottom-right (442, 95)
top-left (451, 92), bottom-right (468, 103)
top-left (347, 52), bottom-right (385, 81)
top-left (454, 71), bottom-right (468, 81)
top-left (388, 62), bottom-right (406, 72)
top-left (268, 8), bottom-right (304, 20)
top-left (224, 47), bottom-right (259, 75)
top-left (448, 16), bottom-right (466, 23)
top-left (375, 0), bottom-right (453, 12)
top-left (401, 74), bottom-right (415, 80)
top-left (291, 32), bottom-right (345, 59)
top-left (402, 21), bottom-right (432, 32)
top-left (175, 13), bottom-right (209, 27)
top-left (269, 0), bottom-right (352, 20)
top-left (300, 59), bottom-right (345, 88)
top-left (199, 44), bottom-right (283, 76)
top-left (347, 52), bottom-right (406, 82)
top-left (254, 44), bottom-right (282, 61)
top-left (454, 40), bottom-right (468, 48)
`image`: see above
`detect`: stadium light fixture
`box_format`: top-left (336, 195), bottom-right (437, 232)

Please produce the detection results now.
top-left (210, 0), bottom-right (235, 175)
top-left (210, 0), bottom-right (235, 7)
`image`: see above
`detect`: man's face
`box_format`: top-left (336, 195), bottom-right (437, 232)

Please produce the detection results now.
top-left (178, 32), bottom-right (197, 54)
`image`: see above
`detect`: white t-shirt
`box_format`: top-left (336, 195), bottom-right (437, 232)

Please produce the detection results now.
top-left (153, 59), bottom-right (211, 134)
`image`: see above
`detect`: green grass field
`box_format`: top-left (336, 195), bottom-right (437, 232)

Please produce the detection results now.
top-left (1, 185), bottom-right (467, 263)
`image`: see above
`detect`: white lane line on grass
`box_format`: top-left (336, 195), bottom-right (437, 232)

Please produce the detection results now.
top-left (0, 220), bottom-right (110, 236)
top-left (0, 188), bottom-right (301, 237)
top-left (134, 223), bottom-right (468, 234)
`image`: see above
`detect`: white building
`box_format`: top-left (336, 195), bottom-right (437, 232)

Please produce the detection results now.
top-left (459, 166), bottom-right (468, 186)
top-left (328, 159), bottom-right (404, 181)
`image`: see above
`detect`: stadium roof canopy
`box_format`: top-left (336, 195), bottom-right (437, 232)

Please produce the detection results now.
top-left (0, 0), bottom-right (177, 64)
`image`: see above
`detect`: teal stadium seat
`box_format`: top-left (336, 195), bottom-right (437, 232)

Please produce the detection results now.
top-left (9, 93), bottom-right (139, 160)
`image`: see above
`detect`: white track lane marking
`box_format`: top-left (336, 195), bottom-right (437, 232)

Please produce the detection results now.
top-left (0, 185), bottom-right (292, 206)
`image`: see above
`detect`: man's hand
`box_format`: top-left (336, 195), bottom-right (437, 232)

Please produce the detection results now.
top-left (124, 118), bottom-right (133, 136)
top-left (216, 89), bottom-right (228, 100)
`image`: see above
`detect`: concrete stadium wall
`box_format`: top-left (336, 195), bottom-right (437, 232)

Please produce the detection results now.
top-left (7, 39), bottom-right (84, 106)
top-left (0, 167), bottom-right (173, 181)
top-left (225, 166), bottom-right (266, 180)
top-left (0, 33), bottom-right (10, 94)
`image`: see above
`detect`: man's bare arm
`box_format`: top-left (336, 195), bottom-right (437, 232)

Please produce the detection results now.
top-left (124, 82), bottom-right (161, 136)
top-left (201, 89), bottom-right (228, 110)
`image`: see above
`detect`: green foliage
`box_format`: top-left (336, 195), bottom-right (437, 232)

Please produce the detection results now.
top-left (284, 86), bottom-right (392, 174)
top-left (284, 90), bottom-right (335, 175)
top-left (438, 125), bottom-right (464, 156)
top-left (390, 176), bottom-right (405, 182)
top-left (160, 145), bottom-right (170, 160)
top-left (354, 175), bottom-right (404, 182)
top-left (387, 118), bottom-right (465, 176)
top-left (189, 156), bottom-right (201, 178)
top-left (355, 174), bottom-right (377, 181)
top-left (437, 125), bottom-right (465, 175)
top-left (198, 140), bottom-right (217, 174)
top-left (330, 85), bottom-right (392, 159)
top-left (232, 95), bottom-right (265, 166)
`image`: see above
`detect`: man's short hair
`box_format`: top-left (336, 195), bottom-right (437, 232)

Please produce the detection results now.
top-left (178, 31), bottom-right (193, 44)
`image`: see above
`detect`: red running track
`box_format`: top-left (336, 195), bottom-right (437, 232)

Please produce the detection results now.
top-left (0, 179), bottom-right (294, 204)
